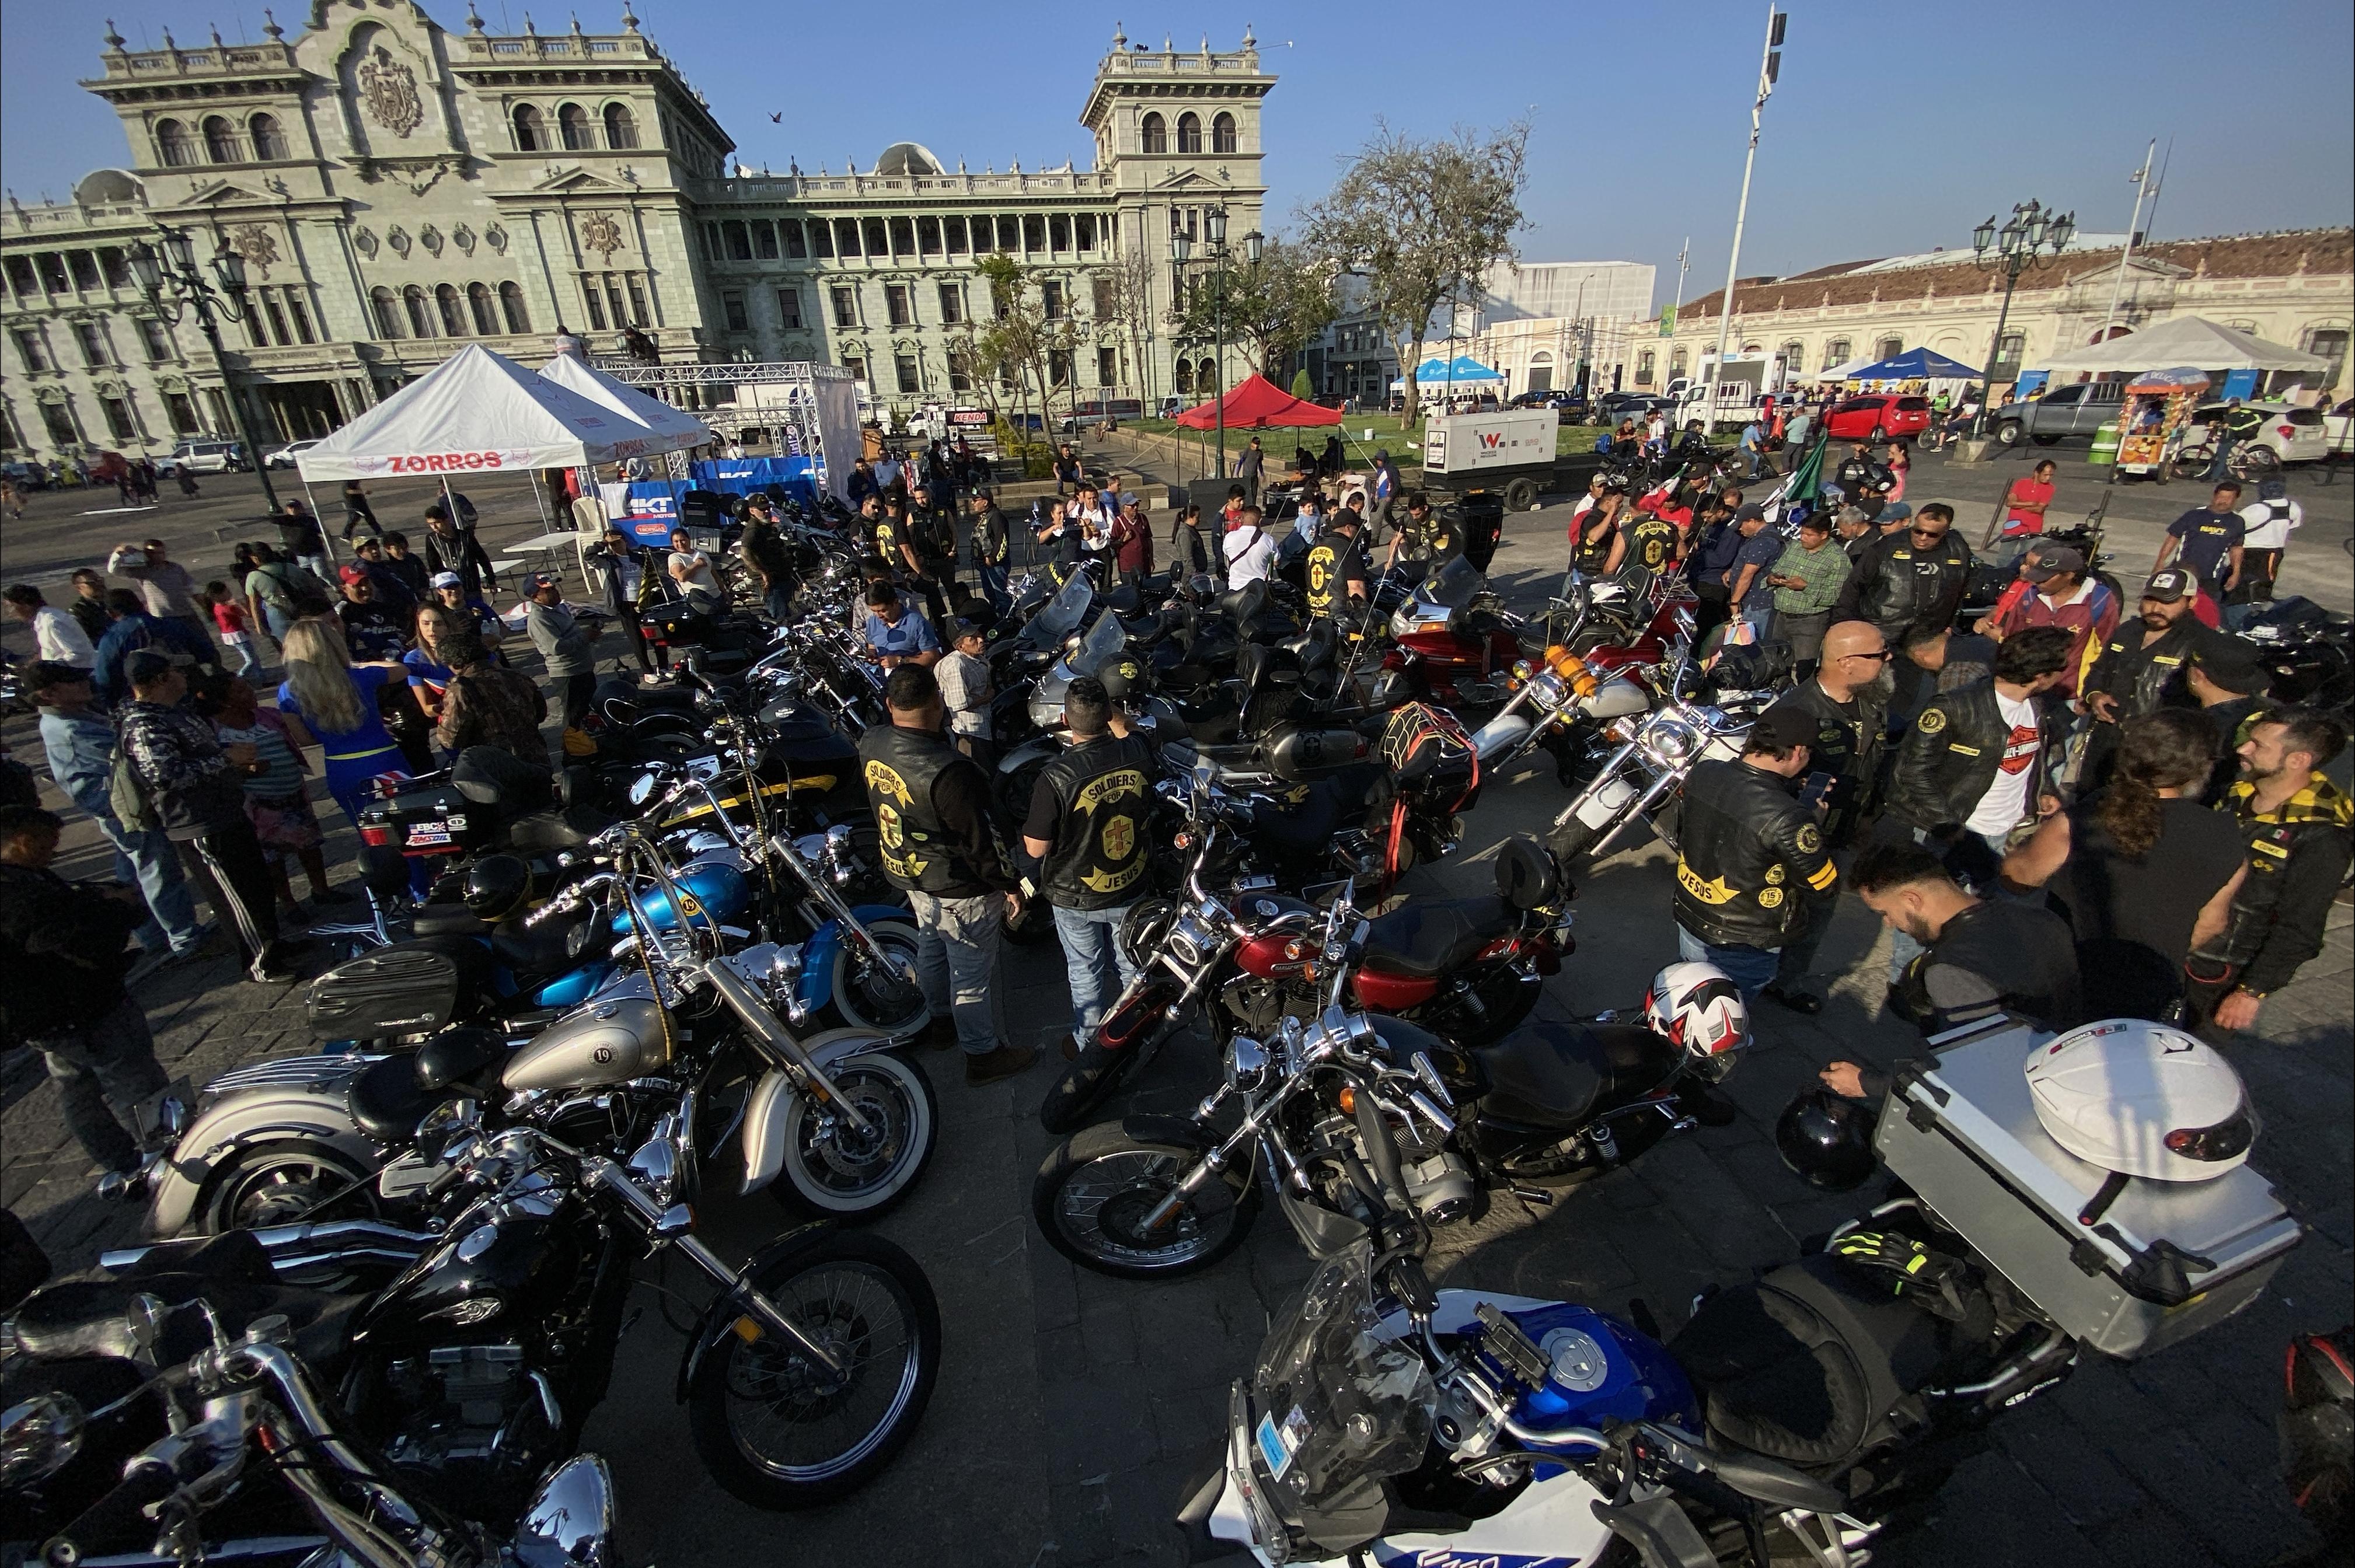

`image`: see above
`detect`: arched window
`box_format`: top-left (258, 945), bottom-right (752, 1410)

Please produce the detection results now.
top-left (1175, 113), bottom-right (1202, 155)
top-left (1876, 336), bottom-right (1904, 361)
top-left (557, 103), bottom-right (592, 152)
top-left (1212, 113), bottom-right (1237, 155)
top-left (1636, 350), bottom-right (1656, 387)
top-left (1780, 340), bottom-right (1805, 371)
top-left (512, 104), bottom-right (546, 152)
top-left (247, 113), bottom-right (289, 161)
top-left (202, 115), bottom-right (241, 163)
top-left (370, 286), bottom-right (402, 338)
top-left (1822, 338), bottom-right (1851, 371)
top-left (435, 283), bottom-right (466, 336)
top-left (1669, 348), bottom-right (1688, 379)
top-left (1139, 113), bottom-right (1166, 155)
top-left (467, 282), bottom-right (497, 335)
top-left (602, 103), bottom-right (637, 149)
top-left (403, 285), bottom-right (432, 338)
top-left (155, 120), bottom-right (195, 167)
top-left (498, 281), bottom-right (530, 334)
top-left (1171, 358), bottom-right (1192, 396)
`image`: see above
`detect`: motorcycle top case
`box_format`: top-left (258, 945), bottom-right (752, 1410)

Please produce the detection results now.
top-left (358, 781), bottom-right (484, 857)
top-left (1378, 701), bottom-right (1480, 811)
top-left (1874, 1016), bottom-right (2301, 1361)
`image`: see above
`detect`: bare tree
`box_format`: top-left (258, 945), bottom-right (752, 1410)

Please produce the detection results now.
top-left (1298, 120), bottom-right (1531, 425)
top-left (1163, 237), bottom-right (1339, 383)
top-left (1092, 247), bottom-right (1157, 409)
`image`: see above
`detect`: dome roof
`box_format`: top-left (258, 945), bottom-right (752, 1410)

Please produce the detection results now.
top-left (72, 168), bottom-right (146, 207)
top-left (874, 142), bottom-right (944, 176)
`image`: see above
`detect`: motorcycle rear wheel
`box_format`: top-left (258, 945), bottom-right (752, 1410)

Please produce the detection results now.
top-left (198, 1141), bottom-right (377, 1234)
top-left (687, 1231), bottom-right (941, 1509)
top-left (769, 1053), bottom-right (937, 1221)
top-left (1032, 1124), bottom-right (1258, 1278)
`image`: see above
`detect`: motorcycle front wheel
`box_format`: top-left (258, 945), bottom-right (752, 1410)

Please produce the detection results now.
top-left (687, 1230), bottom-right (941, 1509)
top-left (1032, 1124), bottom-right (1259, 1279)
top-left (828, 920), bottom-right (930, 1035)
top-left (770, 1052), bottom-right (937, 1220)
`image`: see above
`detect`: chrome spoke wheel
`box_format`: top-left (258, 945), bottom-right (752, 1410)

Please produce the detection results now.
top-left (721, 1260), bottom-right (922, 1482)
top-left (1052, 1149), bottom-right (1231, 1270)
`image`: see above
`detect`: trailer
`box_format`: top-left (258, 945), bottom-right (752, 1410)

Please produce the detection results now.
top-left (1419, 407), bottom-right (1559, 513)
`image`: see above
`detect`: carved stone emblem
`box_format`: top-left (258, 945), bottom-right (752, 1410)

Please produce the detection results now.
top-left (357, 46), bottom-right (424, 138)
top-left (452, 222), bottom-right (476, 255)
top-left (387, 225), bottom-right (411, 257)
top-left (419, 223), bottom-right (443, 256)
top-left (353, 226), bottom-right (378, 258)
top-left (228, 222), bottom-right (279, 278)
top-left (579, 211), bottom-right (624, 260)
top-left (483, 222), bottom-right (508, 254)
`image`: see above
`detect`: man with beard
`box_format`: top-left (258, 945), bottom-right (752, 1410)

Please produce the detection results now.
top-left (2080, 567), bottom-right (2219, 786)
top-left (1754, 620), bottom-right (1893, 1015)
top-left (2183, 707), bottom-right (2351, 1032)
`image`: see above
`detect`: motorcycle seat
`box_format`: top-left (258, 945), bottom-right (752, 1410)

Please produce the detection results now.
top-left (1362, 895), bottom-right (1516, 979)
top-left (1474, 1021), bottom-right (1673, 1131)
top-left (409, 904), bottom-right (490, 938)
top-left (1217, 581), bottom-right (1269, 624)
top-left (1668, 1252), bottom-right (1965, 1469)
top-left (489, 915), bottom-right (582, 976)
top-left (12, 1232), bottom-right (353, 1367)
top-left (505, 805), bottom-right (616, 856)
top-left (451, 746), bottom-right (556, 815)
top-left (348, 1052), bottom-right (437, 1145)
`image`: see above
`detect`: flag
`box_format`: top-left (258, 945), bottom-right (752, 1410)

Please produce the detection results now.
top-left (1773, 430), bottom-right (1830, 521)
top-left (1658, 305), bottom-right (1676, 337)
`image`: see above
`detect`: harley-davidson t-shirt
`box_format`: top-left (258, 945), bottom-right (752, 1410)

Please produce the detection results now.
top-left (1963, 689), bottom-right (2042, 836)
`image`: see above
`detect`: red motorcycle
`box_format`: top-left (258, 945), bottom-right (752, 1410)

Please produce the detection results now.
top-left (1375, 557), bottom-right (1529, 712)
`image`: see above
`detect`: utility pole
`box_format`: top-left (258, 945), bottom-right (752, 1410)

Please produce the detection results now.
top-left (2096, 139), bottom-right (2159, 347)
top-left (1707, 4), bottom-right (1784, 432)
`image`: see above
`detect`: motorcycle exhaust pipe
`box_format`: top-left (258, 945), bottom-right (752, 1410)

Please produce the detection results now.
top-left (100, 1217), bottom-right (438, 1274)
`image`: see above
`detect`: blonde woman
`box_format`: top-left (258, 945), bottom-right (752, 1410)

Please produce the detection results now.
top-left (275, 617), bottom-right (410, 826)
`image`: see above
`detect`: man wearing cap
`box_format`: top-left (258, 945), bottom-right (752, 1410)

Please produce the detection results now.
top-left (859, 665), bottom-right (1031, 1085)
top-left (1668, 706), bottom-right (1839, 1001)
top-left (333, 566), bottom-right (407, 663)
top-left (1980, 542), bottom-right (2119, 697)
top-left (935, 619), bottom-right (994, 768)
top-left (2185, 642), bottom-right (2273, 803)
top-left (2228, 477), bottom-right (2302, 630)
top-left (967, 490), bottom-right (1011, 613)
top-left (2082, 567), bottom-right (2216, 729)
top-left (524, 574), bottom-right (596, 731)
top-left (2186, 706), bottom-right (2352, 1032)
top-left (1722, 503), bottom-right (1782, 640)
top-left (2154, 482), bottom-right (2246, 605)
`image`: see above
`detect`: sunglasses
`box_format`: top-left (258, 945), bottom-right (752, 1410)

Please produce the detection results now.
top-left (1909, 526), bottom-right (1948, 539)
top-left (1843, 648), bottom-right (1896, 662)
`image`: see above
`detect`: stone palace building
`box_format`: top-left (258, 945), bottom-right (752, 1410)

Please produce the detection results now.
top-left (0, 1), bottom-right (1274, 463)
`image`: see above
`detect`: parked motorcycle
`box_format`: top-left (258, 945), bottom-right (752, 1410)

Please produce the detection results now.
top-left (1547, 667), bottom-right (1766, 869)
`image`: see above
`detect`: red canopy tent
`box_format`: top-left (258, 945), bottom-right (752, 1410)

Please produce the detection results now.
top-left (1172, 373), bottom-right (1344, 429)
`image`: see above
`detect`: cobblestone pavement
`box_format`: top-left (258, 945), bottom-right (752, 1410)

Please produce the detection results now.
top-left (3, 452), bottom-right (2348, 1566)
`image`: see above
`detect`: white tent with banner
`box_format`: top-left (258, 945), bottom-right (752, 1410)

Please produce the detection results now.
top-left (2036, 315), bottom-right (2329, 377)
top-left (536, 351), bottom-right (716, 453)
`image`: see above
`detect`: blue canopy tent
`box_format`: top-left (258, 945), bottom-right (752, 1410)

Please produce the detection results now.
top-left (1843, 347), bottom-right (1980, 382)
top-left (1391, 355), bottom-right (1505, 389)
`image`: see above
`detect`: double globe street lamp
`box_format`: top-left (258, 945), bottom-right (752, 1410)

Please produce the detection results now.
top-left (1171, 206), bottom-right (1262, 483)
top-left (127, 227), bottom-right (282, 509)
top-left (1968, 199), bottom-right (2076, 441)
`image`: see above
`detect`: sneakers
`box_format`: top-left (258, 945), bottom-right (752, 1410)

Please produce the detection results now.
top-left (964, 1042), bottom-right (1039, 1086)
top-left (1761, 983), bottom-right (1823, 1017)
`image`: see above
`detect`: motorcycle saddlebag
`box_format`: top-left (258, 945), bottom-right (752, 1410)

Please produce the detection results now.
top-left (304, 944), bottom-right (473, 1040)
top-left (1377, 701), bottom-right (1480, 812)
top-left (1874, 1016), bottom-right (2302, 1361)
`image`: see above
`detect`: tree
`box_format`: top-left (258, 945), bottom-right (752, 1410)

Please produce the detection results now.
top-left (1092, 249), bottom-right (1157, 408)
top-left (1298, 120), bottom-right (1530, 425)
top-left (1164, 238), bottom-right (1338, 379)
top-left (1290, 368), bottom-right (1314, 399)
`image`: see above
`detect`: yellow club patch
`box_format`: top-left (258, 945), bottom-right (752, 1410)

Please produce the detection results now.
top-left (1795, 823), bottom-right (1823, 854)
top-left (1758, 886), bottom-right (1784, 908)
top-left (1764, 864), bottom-right (1786, 886)
top-left (1917, 708), bottom-right (1947, 734)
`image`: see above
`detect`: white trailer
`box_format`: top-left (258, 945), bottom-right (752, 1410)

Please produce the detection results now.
top-left (1421, 407), bottom-right (1559, 512)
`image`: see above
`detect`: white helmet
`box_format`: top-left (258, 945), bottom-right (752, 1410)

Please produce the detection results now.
top-left (2024, 1020), bottom-right (2257, 1182)
top-left (1644, 962), bottom-right (1750, 1066)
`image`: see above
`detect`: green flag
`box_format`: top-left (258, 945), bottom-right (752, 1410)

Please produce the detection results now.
top-left (1782, 430), bottom-right (1830, 513)
top-left (1658, 305), bottom-right (1676, 337)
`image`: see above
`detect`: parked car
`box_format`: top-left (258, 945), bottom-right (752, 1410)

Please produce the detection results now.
top-left (1596, 390), bottom-right (1673, 422)
top-left (1510, 387), bottom-right (1588, 418)
top-left (164, 436), bottom-right (249, 474)
top-left (0, 459), bottom-right (51, 491)
top-left (2181, 400), bottom-right (2330, 468)
top-left (1987, 380), bottom-right (2126, 447)
top-left (265, 437), bottom-right (324, 470)
top-left (1821, 393), bottom-right (1932, 442)
top-left (2323, 396), bottom-right (2354, 457)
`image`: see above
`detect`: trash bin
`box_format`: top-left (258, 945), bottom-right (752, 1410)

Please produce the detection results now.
top-left (2089, 421), bottom-right (2120, 467)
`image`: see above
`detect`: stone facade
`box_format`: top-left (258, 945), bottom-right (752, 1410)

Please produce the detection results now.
top-left (1637, 229), bottom-right (2353, 399)
top-left (0, 5), bottom-right (1271, 463)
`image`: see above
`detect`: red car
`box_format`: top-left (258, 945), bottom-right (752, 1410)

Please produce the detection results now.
top-left (1822, 394), bottom-right (1931, 442)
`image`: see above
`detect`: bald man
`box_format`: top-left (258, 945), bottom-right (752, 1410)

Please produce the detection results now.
top-left (1756, 619), bottom-right (1896, 1014)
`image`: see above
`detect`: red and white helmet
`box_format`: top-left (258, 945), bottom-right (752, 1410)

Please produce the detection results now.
top-left (1644, 962), bottom-right (1750, 1063)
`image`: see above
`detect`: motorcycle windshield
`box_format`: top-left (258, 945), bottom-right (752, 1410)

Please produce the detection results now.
top-left (1076, 607), bottom-right (1127, 671)
top-left (1020, 571), bottom-right (1095, 651)
top-left (1417, 556), bottom-right (1485, 613)
top-left (1248, 1242), bottom-right (1435, 1514)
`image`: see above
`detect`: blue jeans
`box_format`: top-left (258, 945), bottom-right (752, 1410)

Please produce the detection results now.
top-left (1677, 926), bottom-right (1781, 1003)
top-left (764, 585), bottom-right (794, 623)
top-left (260, 603), bottom-right (295, 643)
top-left (978, 560), bottom-right (1010, 615)
top-left (1052, 902), bottom-right (1141, 1035)
top-left (91, 809), bottom-right (203, 955)
top-left (1738, 603), bottom-right (1777, 641)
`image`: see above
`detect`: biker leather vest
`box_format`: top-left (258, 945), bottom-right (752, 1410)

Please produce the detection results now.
top-left (1628, 516), bottom-right (1680, 575)
top-left (1306, 534), bottom-right (1360, 617)
top-left (1672, 759), bottom-right (1838, 948)
top-left (1037, 733), bottom-right (1154, 910)
top-left (859, 724), bottom-right (980, 895)
top-left (1571, 512), bottom-right (1620, 573)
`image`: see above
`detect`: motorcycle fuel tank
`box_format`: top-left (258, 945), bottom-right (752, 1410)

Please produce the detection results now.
top-left (608, 859), bottom-right (751, 937)
top-left (501, 998), bottom-right (672, 1092)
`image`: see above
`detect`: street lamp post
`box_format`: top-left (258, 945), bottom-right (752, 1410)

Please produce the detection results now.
top-left (1967, 198), bottom-right (2076, 440)
top-left (128, 227), bottom-right (281, 511)
top-left (1173, 208), bottom-right (1261, 487)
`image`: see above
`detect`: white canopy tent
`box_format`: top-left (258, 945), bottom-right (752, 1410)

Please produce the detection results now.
top-left (536, 351), bottom-right (715, 453)
top-left (2037, 316), bottom-right (2328, 376)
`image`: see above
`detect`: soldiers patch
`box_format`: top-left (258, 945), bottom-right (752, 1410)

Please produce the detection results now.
top-left (1764, 864), bottom-right (1787, 886)
top-left (1795, 823), bottom-right (1823, 854)
top-left (1758, 886), bottom-right (1784, 909)
top-left (1917, 709), bottom-right (1946, 734)
top-left (1676, 858), bottom-right (1738, 905)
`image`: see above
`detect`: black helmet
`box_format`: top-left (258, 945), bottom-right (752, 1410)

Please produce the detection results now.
top-left (462, 854), bottom-right (533, 924)
top-left (1775, 1089), bottom-right (1878, 1192)
top-left (1117, 896), bottom-right (1176, 969)
top-left (1096, 653), bottom-right (1146, 704)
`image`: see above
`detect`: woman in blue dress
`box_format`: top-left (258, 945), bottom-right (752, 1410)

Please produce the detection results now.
top-left (277, 617), bottom-right (411, 826)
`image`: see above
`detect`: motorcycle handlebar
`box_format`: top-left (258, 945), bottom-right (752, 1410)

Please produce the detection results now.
top-left (47, 1458), bottom-right (180, 1561)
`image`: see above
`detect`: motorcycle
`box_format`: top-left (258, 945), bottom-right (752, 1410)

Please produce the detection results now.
top-left (143, 826), bottom-right (937, 1237)
top-left (1379, 557), bottom-right (1529, 714)
top-left (1547, 661), bottom-right (1769, 869)
top-left (1468, 643), bottom-right (1653, 777)
top-left (4, 1286), bottom-right (622, 1564)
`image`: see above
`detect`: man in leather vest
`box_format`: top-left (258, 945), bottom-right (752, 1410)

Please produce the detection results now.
top-left (1023, 676), bottom-right (1155, 1054)
top-left (1753, 620), bottom-right (1893, 1015)
top-left (2185, 707), bottom-right (2352, 1033)
top-left (2080, 567), bottom-right (2221, 788)
top-left (1671, 705), bottom-right (1839, 1001)
top-left (1305, 510), bottom-right (1370, 621)
top-left (859, 666), bottom-right (1034, 1085)
top-left (1383, 490), bottom-right (1459, 574)
top-left (1831, 501), bottom-right (1973, 645)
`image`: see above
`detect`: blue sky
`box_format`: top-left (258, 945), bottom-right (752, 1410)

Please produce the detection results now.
top-left (6, 1), bottom-right (2350, 311)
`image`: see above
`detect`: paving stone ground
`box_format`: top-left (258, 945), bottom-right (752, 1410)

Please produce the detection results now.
top-left (2, 447), bottom-right (2348, 1565)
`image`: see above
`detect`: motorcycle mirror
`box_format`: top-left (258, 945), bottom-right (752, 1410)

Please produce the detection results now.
top-left (627, 771), bottom-right (656, 806)
top-left (413, 1097), bottom-right (482, 1162)
top-left (514, 1454), bottom-right (619, 1565)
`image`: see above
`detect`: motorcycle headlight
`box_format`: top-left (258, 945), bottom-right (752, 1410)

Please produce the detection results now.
top-left (1641, 716), bottom-right (1702, 764)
